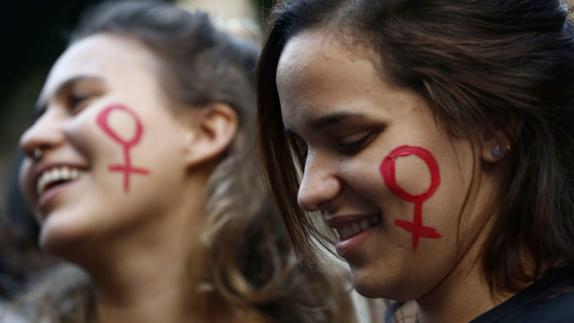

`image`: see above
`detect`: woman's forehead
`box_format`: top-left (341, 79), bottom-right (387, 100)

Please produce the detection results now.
top-left (276, 30), bottom-right (392, 127)
top-left (39, 34), bottom-right (163, 106)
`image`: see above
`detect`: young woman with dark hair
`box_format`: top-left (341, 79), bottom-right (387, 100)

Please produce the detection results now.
top-left (14, 1), bottom-right (359, 322)
top-left (257, 0), bottom-right (574, 322)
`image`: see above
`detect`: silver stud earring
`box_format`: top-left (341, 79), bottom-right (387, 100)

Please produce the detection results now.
top-left (32, 147), bottom-right (43, 161)
top-left (491, 145), bottom-right (510, 159)
top-left (491, 146), bottom-right (503, 158)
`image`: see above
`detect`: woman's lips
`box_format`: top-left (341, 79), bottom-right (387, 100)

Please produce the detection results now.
top-left (334, 214), bottom-right (382, 240)
top-left (37, 179), bottom-right (80, 216)
top-left (31, 164), bottom-right (88, 216)
top-left (326, 213), bottom-right (382, 258)
top-left (36, 166), bottom-right (86, 197)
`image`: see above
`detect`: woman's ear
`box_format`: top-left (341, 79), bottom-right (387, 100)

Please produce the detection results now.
top-left (182, 103), bottom-right (238, 168)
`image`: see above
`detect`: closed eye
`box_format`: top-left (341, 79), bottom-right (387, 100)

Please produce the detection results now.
top-left (335, 130), bottom-right (378, 155)
top-left (67, 92), bottom-right (95, 113)
top-left (58, 76), bottom-right (106, 114)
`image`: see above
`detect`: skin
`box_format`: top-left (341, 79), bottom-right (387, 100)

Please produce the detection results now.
top-left (19, 34), bottom-right (240, 323)
top-left (276, 28), bottom-right (509, 323)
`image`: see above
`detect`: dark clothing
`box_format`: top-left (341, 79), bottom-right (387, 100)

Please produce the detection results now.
top-left (471, 265), bottom-right (574, 323)
top-left (384, 265), bottom-right (574, 323)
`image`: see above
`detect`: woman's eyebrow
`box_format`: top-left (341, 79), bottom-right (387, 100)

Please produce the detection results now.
top-left (33, 76), bottom-right (104, 120)
top-left (307, 112), bottom-right (365, 131)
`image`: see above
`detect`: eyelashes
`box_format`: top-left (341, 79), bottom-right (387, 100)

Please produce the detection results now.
top-left (67, 92), bottom-right (94, 113)
top-left (335, 130), bottom-right (378, 155)
top-left (287, 129), bottom-right (379, 163)
top-left (30, 92), bottom-right (94, 123)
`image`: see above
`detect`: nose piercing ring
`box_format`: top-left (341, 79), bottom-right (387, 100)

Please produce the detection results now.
top-left (32, 148), bottom-right (43, 161)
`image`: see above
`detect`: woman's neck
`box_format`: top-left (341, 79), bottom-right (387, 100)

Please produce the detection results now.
top-left (91, 266), bottom-right (268, 323)
top-left (57, 183), bottom-right (204, 322)
top-left (415, 219), bottom-right (515, 323)
top-left (88, 218), bottom-right (211, 323)
top-left (415, 262), bottom-right (511, 323)
top-left (78, 197), bottom-right (229, 323)
top-left (82, 216), bottom-right (269, 323)
top-left (55, 183), bottom-right (270, 323)
top-left (93, 274), bottom-right (198, 323)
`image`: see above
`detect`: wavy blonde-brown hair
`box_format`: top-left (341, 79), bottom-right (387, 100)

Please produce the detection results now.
top-left (13, 1), bottom-right (360, 323)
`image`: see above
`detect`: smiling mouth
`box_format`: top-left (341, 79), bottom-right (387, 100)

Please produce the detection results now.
top-left (36, 166), bottom-right (86, 197)
top-left (335, 214), bottom-right (381, 241)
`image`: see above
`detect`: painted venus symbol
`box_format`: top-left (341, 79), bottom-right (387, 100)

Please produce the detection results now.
top-left (96, 104), bottom-right (150, 193)
top-left (380, 145), bottom-right (442, 252)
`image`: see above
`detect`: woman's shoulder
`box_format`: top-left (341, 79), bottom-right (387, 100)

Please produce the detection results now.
top-left (471, 265), bottom-right (574, 323)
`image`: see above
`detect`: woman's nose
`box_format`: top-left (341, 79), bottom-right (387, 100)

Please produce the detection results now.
top-left (19, 110), bottom-right (65, 160)
top-left (297, 153), bottom-right (341, 212)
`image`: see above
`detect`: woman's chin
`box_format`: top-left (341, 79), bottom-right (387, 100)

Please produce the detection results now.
top-left (351, 270), bottom-right (421, 301)
top-left (39, 217), bottom-right (94, 259)
top-left (352, 282), bottom-right (382, 299)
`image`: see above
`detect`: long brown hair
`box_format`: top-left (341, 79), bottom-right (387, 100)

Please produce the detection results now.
top-left (16, 1), bottom-right (359, 323)
top-left (257, 0), bottom-right (574, 293)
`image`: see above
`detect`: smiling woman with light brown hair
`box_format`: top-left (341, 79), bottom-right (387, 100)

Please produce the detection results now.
top-left (13, 1), bottom-right (359, 323)
top-left (257, 0), bottom-right (574, 322)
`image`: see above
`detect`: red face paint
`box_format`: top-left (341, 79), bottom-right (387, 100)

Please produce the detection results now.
top-left (380, 145), bottom-right (442, 252)
top-left (96, 104), bottom-right (150, 193)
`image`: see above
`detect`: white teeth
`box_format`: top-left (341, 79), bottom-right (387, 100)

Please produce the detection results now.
top-left (351, 222), bottom-right (360, 234)
top-left (360, 219), bottom-right (369, 231)
top-left (342, 226), bottom-right (352, 239)
top-left (336, 215), bottom-right (382, 241)
top-left (36, 166), bottom-right (85, 197)
top-left (370, 215), bottom-right (381, 225)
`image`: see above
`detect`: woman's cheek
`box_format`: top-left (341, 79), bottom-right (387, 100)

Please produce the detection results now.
top-left (380, 145), bottom-right (443, 253)
top-left (94, 103), bottom-right (151, 193)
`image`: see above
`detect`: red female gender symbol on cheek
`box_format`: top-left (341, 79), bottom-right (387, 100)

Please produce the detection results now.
top-left (96, 104), bottom-right (150, 193)
top-left (380, 145), bottom-right (442, 252)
